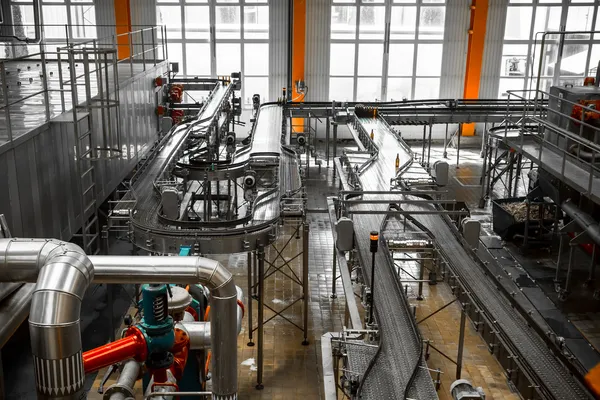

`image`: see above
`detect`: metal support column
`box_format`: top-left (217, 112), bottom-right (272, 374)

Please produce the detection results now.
top-left (256, 244), bottom-right (265, 390)
top-left (302, 222), bottom-right (310, 345)
top-left (247, 251), bottom-right (254, 346)
top-left (326, 117), bottom-right (331, 167)
top-left (331, 241), bottom-right (337, 298)
top-left (456, 302), bottom-right (467, 379)
top-left (417, 258), bottom-right (424, 301)
top-left (332, 123), bottom-right (338, 179)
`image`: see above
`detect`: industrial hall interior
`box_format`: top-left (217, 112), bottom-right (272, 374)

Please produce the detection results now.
top-left (6, 0), bottom-right (600, 399)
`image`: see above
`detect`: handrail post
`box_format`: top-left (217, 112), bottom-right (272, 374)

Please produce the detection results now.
top-left (0, 62), bottom-right (13, 143)
top-left (40, 47), bottom-right (51, 122)
top-left (152, 27), bottom-right (157, 66)
top-left (141, 29), bottom-right (146, 71)
top-left (128, 32), bottom-right (133, 77)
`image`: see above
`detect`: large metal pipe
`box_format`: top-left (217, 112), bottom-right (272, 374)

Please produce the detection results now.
top-left (561, 200), bottom-right (600, 246)
top-left (0, 241), bottom-right (238, 400)
top-left (0, 239), bottom-right (94, 399)
top-left (0, 283), bottom-right (34, 348)
top-left (178, 286), bottom-right (244, 350)
top-left (106, 359), bottom-right (140, 400)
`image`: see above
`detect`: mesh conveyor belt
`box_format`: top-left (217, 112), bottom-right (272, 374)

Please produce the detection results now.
top-left (405, 206), bottom-right (589, 399)
top-left (348, 117), bottom-right (438, 399)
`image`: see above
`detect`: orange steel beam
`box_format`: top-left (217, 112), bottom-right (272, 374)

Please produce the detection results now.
top-left (114, 0), bottom-right (132, 60)
top-left (462, 0), bottom-right (488, 136)
top-left (291, 0), bottom-right (306, 134)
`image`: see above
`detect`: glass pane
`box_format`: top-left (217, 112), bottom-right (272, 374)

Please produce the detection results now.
top-left (388, 44), bottom-right (414, 76)
top-left (331, 6), bottom-right (357, 40)
top-left (11, 5), bottom-right (36, 38)
top-left (216, 43), bottom-right (241, 75)
top-left (501, 44), bottom-right (529, 77)
top-left (533, 6), bottom-right (561, 36)
top-left (216, 6), bottom-right (241, 39)
top-left (42, 6), bottom-right (68, 39)
top-left (416, 43), bottom-right (443, 76)
top-left (529, 78), bottom-right (554, 94)
top-left (356, 77), bottom-right (381, 101)
top-left (533, 42), bottom-right (559, 77)
top-left (186, 43), bottom-right (211, 76)
top-left (244, 6), bottom-right (269, 39)
top-left (498, 78), bottom-right (525, 99)
top-left (387, 77), bottom-right (412, 101)
top-left (244, 77), bottom-right (269, 106)
top-left (330, 43), bottom-right (355, 76)
top-left (70, 5), bottom-right (96, 38)
top-left (504, 6), bottom-right (532, 40)
top-left (329, 77), bottom-right (354, 101)
top-left (186, 0), bottom-right (209, 3)
top-left (157, 6), bottom-right (182, 39)
top-left (560, 44), bottom-right (589, 76)
top-left (566, 6), bottom-right (594, 39)
top-left (390, 6), bottom-right (416, 39)
top-left (393, 0), bottom-right (416, 2)
top-left (419, 6), bottom-right (445, 40)
top-left (414, 78), bottom-right (440, 99)
top-left (359, 6), bottom-right (385, 39)
top-left (357, 43), bottom-right (383, 76)
top-left (185, 6), bottom-right (210, 39)
top-left (158, 0), bottom-right (179, 2)
top-left (244, 43), bottom-right (268, 75)
top-left (167, 42), bottom-right (183, 73)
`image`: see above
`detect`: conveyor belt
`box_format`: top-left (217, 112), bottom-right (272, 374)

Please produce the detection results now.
top-left (348, 117), bottom-right (438, 399)
top-left (405, 204), bottom-right (589, 399)
top-left (348, 116), bottom-right (589, 399)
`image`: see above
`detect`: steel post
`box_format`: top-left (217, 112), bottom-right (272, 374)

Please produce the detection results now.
top-left (331, 242), bottom-right (337, 298)
top-left (256, 245), bottom-right (265, 390)
top-left (302, 222), bottom-right (310, 345)
top-left (456, 303), bottom-right (467, 379)
top-left (326, 118), bottom-right (330, 167)
top-left (417, 258), bottom-right (424, 300)
top-left (247, 251), bottom-right (254, 346)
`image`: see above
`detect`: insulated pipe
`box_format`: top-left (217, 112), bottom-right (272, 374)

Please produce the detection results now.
top-left (177, 286), bottom-right (244, 350)
top-left (0, 238), bottom-right (94, 399)
top-left (106, 359), bottom-right (140, 400)
top-left (0, 283), bottom-right (34, 348)
top-left (562, 200), bottom-right (600, 246)
top-left (0, 242), bottom-right (238, 400)
top-left (83, 327), bottom-right (147, 374)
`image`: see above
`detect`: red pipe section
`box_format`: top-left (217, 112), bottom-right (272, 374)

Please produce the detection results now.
top-left (83, 327), bottom-right (148, 374)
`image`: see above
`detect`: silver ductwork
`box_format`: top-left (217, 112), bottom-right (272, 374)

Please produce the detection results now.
top-left (0, 239), bottom-right (94, 399)
top-left (105, 359), bottom-right (140, 400)
top-left (561, 200), bottom-right (600, 246)
top-left (177, 285), bottom-right (244, 350)
top-left (0, 240), bottom-right (239, 400)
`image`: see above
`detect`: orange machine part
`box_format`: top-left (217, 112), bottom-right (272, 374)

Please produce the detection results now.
top-left (571, 100), bottom-right (600, 124)
top-left (169, 328), bottom-right (191, 381)
top-left (83, 326), bottom-right (147, 374)
top-left (462, 0), bottom-right (489, 136)
top-left (291, 0), bottom-right (306, 134)
top-left (585, 362), bottom-right (600, 397)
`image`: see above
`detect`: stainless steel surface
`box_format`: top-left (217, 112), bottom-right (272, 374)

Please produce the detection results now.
top-left (561, 199), bottom-right (600, 246)
top-left (105, 359), bottom-right (140, 400)
top-left (0, 283), bottom-right (34, 348)
top-left (0, 240), bottom-right (239, 399)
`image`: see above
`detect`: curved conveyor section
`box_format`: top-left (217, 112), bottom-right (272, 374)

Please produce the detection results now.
top-left (350, 116), bottom-right (590, 399)
top-left (348, 117), bottom-right (438, 399)
top-left (119, 85), bottom-right (298, 253)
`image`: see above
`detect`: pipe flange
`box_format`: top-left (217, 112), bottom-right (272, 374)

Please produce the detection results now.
top-left (103, 383), bottom-right (135, 399)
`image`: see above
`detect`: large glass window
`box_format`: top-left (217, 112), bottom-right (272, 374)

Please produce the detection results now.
top-left (500, 1), bottom-right (600, 98)
top-left (10, 0), bottom-right (96, 46)
top-left (157, 0), bottom-right (269, 107)
top-left (329, 0), bottom-right (446, 102)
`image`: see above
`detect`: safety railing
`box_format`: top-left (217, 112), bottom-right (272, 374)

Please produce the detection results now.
top-left (0, 24), bottom-right (167, 148)
top-left (504, 88), bottom-right (600, 197)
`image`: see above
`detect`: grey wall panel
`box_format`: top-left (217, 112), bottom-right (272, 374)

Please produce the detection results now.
top-left (440, 1), bottom-right (469, 99)
top-left (0, 63), bottom-right (166, 241)
top-left (269, 0), bottom-right (289, 102)
top-left (95, 0), bottom-right (117, 42)
top-left (479, 0), bottom-right (507, 99)
top-left (305, 0), bottom-right (330, 102)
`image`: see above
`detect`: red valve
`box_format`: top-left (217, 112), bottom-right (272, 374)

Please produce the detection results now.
top-left (171, 109), bottom-right (185, 124)
top-left (82, 326), bottom-right (148, 374)
top-left (571, 100), bottom-right (600, 124)
top-left (155, 76), bottom-right (164, 87)
top-left (169, 84), bottom-right (184, 103)
top-left (156, 105), bottom-right (166, 116)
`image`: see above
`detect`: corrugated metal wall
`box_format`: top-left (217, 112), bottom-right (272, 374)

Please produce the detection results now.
top-left (269, 0), bottom-right (289, 101)
top-left (439, 1), bottom-right (469, 99)
top-left (0, 63), bottom-right (167, 239)
top-left (479, 0), bottom-right (507, 99)
top-left (305, 0), bottom-right (330, 102)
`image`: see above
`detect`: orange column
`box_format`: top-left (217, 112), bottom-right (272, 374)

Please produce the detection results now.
top-left (114, 0), bottom-right (132, 60)
top-left (291, 0), bottom-right (306, 134)
top-left (462, 0), bottom-right (488, 136)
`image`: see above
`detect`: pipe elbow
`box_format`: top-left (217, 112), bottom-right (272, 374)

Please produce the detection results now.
top-left (196, 257), bottom-right (236, 298)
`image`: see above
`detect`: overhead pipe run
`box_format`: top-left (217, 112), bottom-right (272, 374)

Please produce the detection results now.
top-left (0, 239), bottom-right (239, 400)
top-left (561, 200), bottom-right (600, 246)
